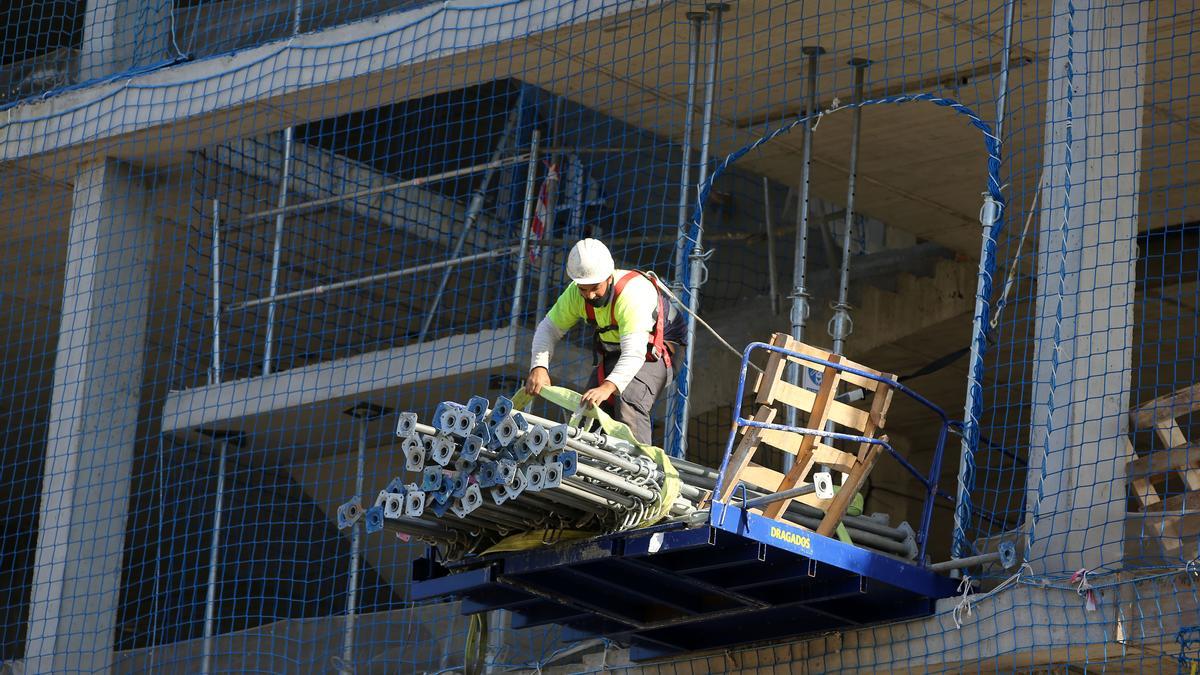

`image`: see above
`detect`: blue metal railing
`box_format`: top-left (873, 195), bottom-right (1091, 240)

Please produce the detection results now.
top-left (712, 341), bottom-right (962, 565)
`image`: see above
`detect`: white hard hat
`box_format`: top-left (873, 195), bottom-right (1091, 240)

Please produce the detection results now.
top-left (566, 239), bottom-right (615, 285)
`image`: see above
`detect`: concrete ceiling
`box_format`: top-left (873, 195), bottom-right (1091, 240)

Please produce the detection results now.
top-left (2, 0), bottom-right (1194, 254)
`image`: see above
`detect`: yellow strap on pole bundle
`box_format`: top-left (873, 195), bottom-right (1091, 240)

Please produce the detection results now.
top-left (512, 385), bottom-right (681, 528)
top-left (479, 385), bottom-right (682, 554)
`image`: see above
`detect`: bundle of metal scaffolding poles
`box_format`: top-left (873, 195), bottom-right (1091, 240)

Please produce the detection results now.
top-left (669, 460), bottom-right (919, 559)
top-left (671, 456), bottom-right (914, 541)
top-left (342, 395), bottom-right (914, 562)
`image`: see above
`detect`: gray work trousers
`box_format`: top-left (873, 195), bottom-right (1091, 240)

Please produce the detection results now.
top-left (587, 350), bottom-right (673, 446)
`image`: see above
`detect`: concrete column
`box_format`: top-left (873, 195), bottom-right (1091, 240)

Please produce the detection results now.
top-left (26, 159), bottom-right (156, 674)
top-left (80, 0), bottom-right (172, 81)
top-left (1025, 0), bottom-right (1148, 574)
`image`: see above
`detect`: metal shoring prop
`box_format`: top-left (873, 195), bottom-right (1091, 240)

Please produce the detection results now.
top-left (387, 404), bottom-right (681, 536)
top-left (340, 411), bottom-right (370, 674)
top-left (829, 59), bottom-right (870, 358)
top-left (210, 199), bottom-right (223, 382)
top-left (262, 0), bottom-right (305, 375)
top-left (664, 10), bottom-right (707, 445)
top-left (783, 45), bottom-right (826, 474)
top-left (535, 96), bottom-right (566, 320)
top-left (824, 58), bottom-right (870, 482)
top-left (263, 125), bottom-right (295, 376)
top-left (510, 128), bottom-right (543, 328)
top-left (383, 402), bottom-right (920, 557)
top-left (199, 437), bottom-right (228, 675)
top-left (763, 177), bottom-right (780, 315)
top-left (420, 91), bottom-right (526, 342)
top-left (427, 404), bottom-right (663, 481)
top-left (952, 0), bottom-right (1017, 574)
top-left (201, 199), bottom-right (224, 675)
top-left (676, 2), bottom-right (728, 458)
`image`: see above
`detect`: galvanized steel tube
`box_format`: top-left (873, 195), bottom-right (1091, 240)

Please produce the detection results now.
top-left (784, 45), bottom-right (825, 473)
top-left (510, 128), bottom-right (543, 328)
top-left (264, 126), bottom-right (294, 376)
top-left (830, 59), bottom-right (869, 356)
top-left (676, 3), bottom-right (728, 458)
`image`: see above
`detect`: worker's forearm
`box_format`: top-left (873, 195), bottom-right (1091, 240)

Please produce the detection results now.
top-left (530, 316), bottom-right (566, 371)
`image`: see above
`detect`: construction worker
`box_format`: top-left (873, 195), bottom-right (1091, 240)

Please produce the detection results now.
top-left (525, 239), bottom-right (686, 445)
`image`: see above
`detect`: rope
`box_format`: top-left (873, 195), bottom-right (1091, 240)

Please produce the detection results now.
top-left (952, 576), bottom-right (975, 629)
top-left (990, 166), bottom-right (1048, 333)
top-left (649, 272), bottom-right (762, 374)
top-left (952, 562), bottom-right (1030, 629)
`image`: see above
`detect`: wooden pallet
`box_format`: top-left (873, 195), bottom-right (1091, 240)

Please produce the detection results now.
top-left (716, 333), bottom-right (896, 538)
top-left (1127, 383), bottom-right (1200, 557)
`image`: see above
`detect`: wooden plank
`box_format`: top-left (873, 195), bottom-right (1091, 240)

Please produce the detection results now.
top-left (1158, 511), bottom-right (1200, 541)
top-left (812, 446), bottom-right (859, 473)
top-left (1124, 437), bottom-right (1162, 510)
top-left (1188, 470), bottom-right (1200, 492)
top-left (1126, 445), bottom-right (1200, 476)
top-left (771, 334), bottom-right (891, 392)
top-left (755, 427), bottom-right (853, 465)
top-left (771, 379), bottom-right (871, 431)
top-left (817, 443), bottom-right (884, 537)
top-left (854, 383), bottom-right (894, 462)
top-left (716, 406), bottom-right (776, 503)
top-left (761, 364), bottom-right (840, 521)
top-left (1154, 419), bottom-right (1188, 449)
top-left (754, 334), bottom-right (791, 406)
top-left (740, 463), bottom-right (785, 489)
top-left (1146, 492), bottom-right (1200, 512)
top-left (1129, 476), bottom-right (1161, 509)
top-left (740, 463), bottom-right (836, 511)
top-left (1132, 382), bottom-right (1200, 429)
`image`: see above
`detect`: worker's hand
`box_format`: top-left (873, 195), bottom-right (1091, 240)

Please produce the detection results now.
top-left (580, 380), bottom-right (619, 409)
top-left (525, 367), bottom-right (551, 396)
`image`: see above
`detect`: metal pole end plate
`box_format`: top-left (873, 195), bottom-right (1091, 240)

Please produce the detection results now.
top-left (686, 11), bottom-right (708, 20)
top-left (802, 46), bottom-right (827, 56)
top-left (848, 58), bottom-right (873, 68)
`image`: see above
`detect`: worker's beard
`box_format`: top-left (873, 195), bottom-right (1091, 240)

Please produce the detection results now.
top-left (586, 282), bottom-right (614, 308)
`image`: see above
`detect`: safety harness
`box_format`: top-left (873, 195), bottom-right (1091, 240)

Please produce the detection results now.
top-left (583, 271), bottom-right (674, 388)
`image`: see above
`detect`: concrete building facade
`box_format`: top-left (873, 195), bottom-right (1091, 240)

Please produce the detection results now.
top-left (0, 0), bottom-right (1196, 672)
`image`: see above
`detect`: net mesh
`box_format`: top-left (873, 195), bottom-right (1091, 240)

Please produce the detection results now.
top-left (1, 0), bottom-right (1198, 672)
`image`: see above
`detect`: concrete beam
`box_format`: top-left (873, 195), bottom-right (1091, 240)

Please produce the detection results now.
top-left (80, 0), bottom-right (172, 82)
top-left (162, 325), bottom-right (524, 435)
top-left (213, 136), bottom-right (502, 251)
top-left (1025, 0), bottom-right (1148, 575)
top-left (0, 0), bottom-right (657, 175)
top-left (160, 324), bottom-right (593, 454)
top-left (26, 158), bottom-right (156, 673)
top-left (572, 582), bottom-right (1141, 674)
top-left (110, 602), bottom-right (551, 673)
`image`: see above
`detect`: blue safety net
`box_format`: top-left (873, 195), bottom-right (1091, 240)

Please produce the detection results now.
top-left (0, 0), bottom-right (1198, 672)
